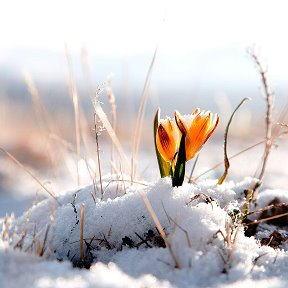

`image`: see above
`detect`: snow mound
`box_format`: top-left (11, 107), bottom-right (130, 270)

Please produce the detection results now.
top-left (1, 176), bottom-right (288, 288)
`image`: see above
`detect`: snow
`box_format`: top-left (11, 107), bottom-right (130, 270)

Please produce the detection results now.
top-left (1, 174), bottom-right (288, 288)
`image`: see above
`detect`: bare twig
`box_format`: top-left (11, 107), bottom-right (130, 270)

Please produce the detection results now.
top-left (247, 202), bottom-right (288, 216)
top-left (245, 212), bottom-right (288, 225)
top-left (218, 97), bottom-right (250, 184)
top-left (248, 49), bottom-right (273, 201)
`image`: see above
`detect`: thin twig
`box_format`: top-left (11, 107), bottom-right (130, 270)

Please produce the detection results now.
top-left (218, 97), bottom-right (250, 184)
top-left (249, 50), bottom-right (273, 201)
top-left (245, 212), bottom-right (288, 225)
top-left (247, 202), bottom-right (288, 216)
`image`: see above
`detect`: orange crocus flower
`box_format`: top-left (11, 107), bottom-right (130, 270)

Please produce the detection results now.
top-left (174, 108), bottom-right (219, 161)
top-left (156, 118), bottom-right (181, 163)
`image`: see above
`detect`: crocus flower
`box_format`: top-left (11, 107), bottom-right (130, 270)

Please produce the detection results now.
top-left (156, 117), bottom-right (181, 163)
top-left (174, 108), bottom-right (219, 161)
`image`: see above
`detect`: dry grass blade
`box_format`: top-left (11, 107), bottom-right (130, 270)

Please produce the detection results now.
top-left (132, 46), bottom-right (158, 181)
top-left (93, 112), bottom-right (104, 200)
top-left (65, 44), bottom-right (81, 186)
top-left (250, 253), bottom-right (269, 273)
top-left (80, 203), bottom-right (85, 262)
top-left (161, 202), bottom-right (192, 248)
top-left (188, 154), bottom-right (199, 184)
top-left (39, 224), bottom-right (50, 257)
top-left (94, 101), bottom-right (129, 171)
top-left (0, 147), bottom-right (60, 205)
top-left (140, 192), bottom-right (180, 268)
top-left (106, 74), bottom-right (117, 175)
top-left (218, 97), bottom-right (251, 184)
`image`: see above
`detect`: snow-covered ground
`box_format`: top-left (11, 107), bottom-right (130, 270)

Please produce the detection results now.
top-left (1, 137), bottom-right (288, 288)
top-left (1, 171), bottom-right (288, 288)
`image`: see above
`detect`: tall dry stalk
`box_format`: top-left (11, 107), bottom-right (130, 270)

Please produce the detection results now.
top-left (131, 46), bottom-right (158, 181)
top-left (65, 45), bottom-right (81, 187)
top-left (23, 71), bottom-right (60, 175)
top-left (218, 97), bottom-right (250, 185)
top-left (93, 107), bottom-right (104, 200)
top-left (248, 49), bottom-right (273, 202)
top-left (106, 74), bottom-right (117, 175)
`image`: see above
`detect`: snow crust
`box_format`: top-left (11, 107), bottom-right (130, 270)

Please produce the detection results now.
top-left (1, 176), bottom-right (288, 288)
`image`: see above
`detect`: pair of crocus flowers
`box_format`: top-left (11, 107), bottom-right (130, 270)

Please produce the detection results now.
top-left (154, 108), bottom-right (219, 186)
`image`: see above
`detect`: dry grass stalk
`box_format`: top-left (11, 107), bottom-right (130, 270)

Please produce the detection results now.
top-left (132, 46), bottom-right (158, 181)
top-left (161, 202), bottom-right (192, 248)
top-left (23, 71), bottom-right (60, 175)
top-left (14, 228), bottom-right (27, 250)
top-left (218, 97), bottom-right (250, 185)
top-left (106, 74), bottom-right (117, 175)
top-left (247, 201), bottom-right (288, 216)
top-left (65, 44), bottom-right (81, 187)
top-left (38, 224), bottom-right (50, 257)
top-left (80, 203), bottom-right (85, 262)
top-left (245, 211), bottom-right (288, 226)
top-left (216, 219), bottom-right (240, 272)
top-left (194, 139), bottom-right (265, 181)
top-left (0, 147), bottom-right (60, 205)
top-left (250, 253), bottom-right (268, 273)
top-left (80, 47), bottom-right (99, 159)
top-left (93, 99), bottom-right (129, 171)
top-left (94, 111), bottom-right (104, 200)
top-left (249, 50), bottom-right (273, 201)
top-left (140, 192), bottom-right (181, 268)
top-left (188, 154), bottom-right (199, 184)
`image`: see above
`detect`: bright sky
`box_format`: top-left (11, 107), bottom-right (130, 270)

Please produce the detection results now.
top-left (1, 0), bottom-right (287, 55)
top-left (0, 0), bottom-right (288, 97)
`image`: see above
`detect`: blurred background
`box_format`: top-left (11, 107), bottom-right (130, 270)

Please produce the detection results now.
top-left (1, 0), bottom-right (288, 215)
